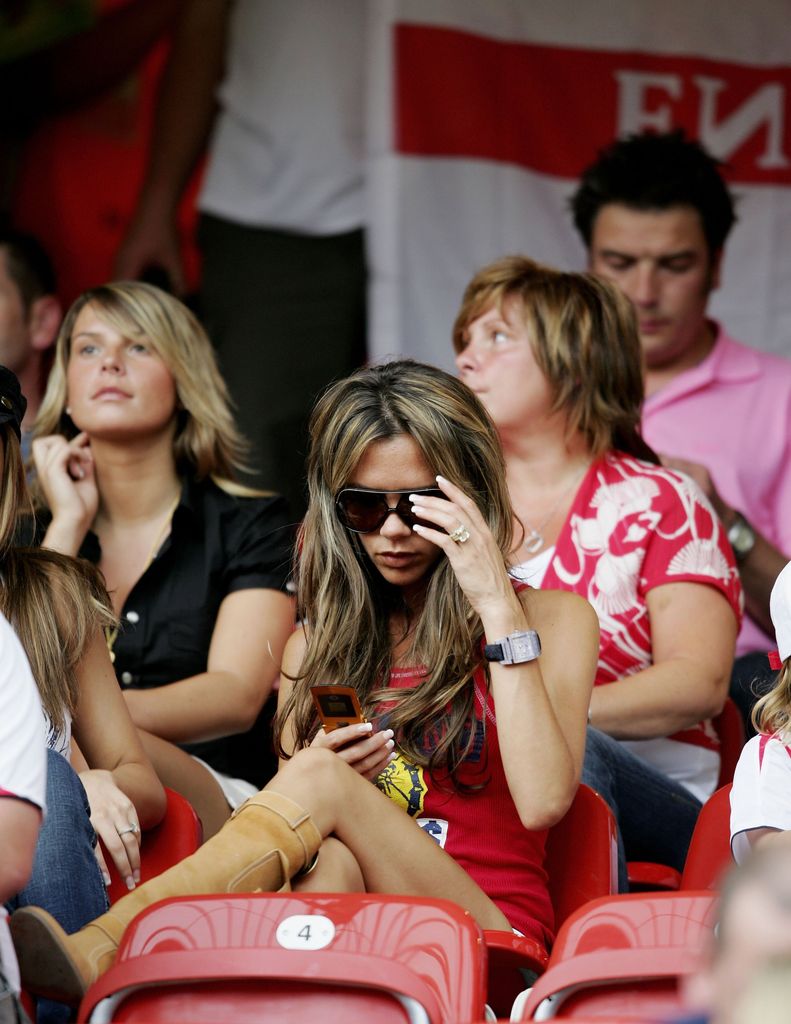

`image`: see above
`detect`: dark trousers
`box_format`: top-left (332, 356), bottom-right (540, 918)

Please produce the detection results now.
top-left (198, 215), bottom-right (367, 516)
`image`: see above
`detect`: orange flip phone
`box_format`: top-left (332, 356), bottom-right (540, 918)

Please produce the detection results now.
top-left (310, 685), bottom-right (366, 732)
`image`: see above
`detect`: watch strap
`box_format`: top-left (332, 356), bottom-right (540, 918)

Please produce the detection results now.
top-left (484, 630), bottom-right (542, 665)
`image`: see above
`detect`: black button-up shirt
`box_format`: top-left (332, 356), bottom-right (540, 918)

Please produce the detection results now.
top-left (77, 477), bottom-right (296, 780)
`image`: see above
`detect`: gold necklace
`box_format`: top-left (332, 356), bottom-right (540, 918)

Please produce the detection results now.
top-left (104, 494), bottom-right (181, 663)
top-left (518, 463), bottom-right (589, 556)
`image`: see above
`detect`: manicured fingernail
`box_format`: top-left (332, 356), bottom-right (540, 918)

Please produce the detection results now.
top-left (134, 870), bottom-right (141, 884)
top-left (436, 475), bottom-right (448, 484)
top-left (412, 524), bottom-right (425, 532)
top-left (408, 495), bottom-right (423, 504)
top-left (386, 739), bottom-right (395, 750)
top-left (358, 722), bottom-right (373, 733)
top-left (387, 751), bottom-right (397, 762)
top-left (102, 872), bottom-right (111, 886)
top-left (125, 876), bottom-right (135, 890)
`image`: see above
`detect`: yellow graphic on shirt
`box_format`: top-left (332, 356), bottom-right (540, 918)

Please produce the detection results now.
top-left (375, 751), bottom-right (426, 817)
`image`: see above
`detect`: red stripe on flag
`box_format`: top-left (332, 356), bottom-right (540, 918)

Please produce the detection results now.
top-left (395, 24), bottom-right (791, 185)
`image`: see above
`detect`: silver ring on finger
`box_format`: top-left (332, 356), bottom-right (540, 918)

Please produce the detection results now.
top-left (117, 822), bottom-right (140, 837)
top-left (449, 523), bottom-right (471, 544)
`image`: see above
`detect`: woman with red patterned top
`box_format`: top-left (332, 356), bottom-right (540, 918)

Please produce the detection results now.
top-left (453, 256), bottom-right (742, 887)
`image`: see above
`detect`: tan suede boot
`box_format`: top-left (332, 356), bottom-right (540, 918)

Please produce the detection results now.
top-left (11, 790), bottom-right (321, 1004)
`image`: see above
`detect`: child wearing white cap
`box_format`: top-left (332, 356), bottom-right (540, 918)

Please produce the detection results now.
top-left (730, 560), bottom-right (791, 862)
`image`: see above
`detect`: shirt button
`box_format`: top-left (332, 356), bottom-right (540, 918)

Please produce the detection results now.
top-left (126, 610), bottom-right (140, 624)
top-left (120, 671), bottom-right (133, 685)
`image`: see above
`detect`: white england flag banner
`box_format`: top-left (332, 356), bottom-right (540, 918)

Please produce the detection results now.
top-left (367, 0), bottom-right (791, 370)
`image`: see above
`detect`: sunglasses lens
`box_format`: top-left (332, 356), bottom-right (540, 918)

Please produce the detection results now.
top-left (404, 489), bottom-right (444, 530)
top-left (336, 488), bottom-right (446, 533)
top-left (337, 491), bottom-right (387, 532)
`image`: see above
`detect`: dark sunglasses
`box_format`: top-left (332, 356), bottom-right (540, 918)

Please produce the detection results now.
top-left (335, 487), bottom-right (444, 534)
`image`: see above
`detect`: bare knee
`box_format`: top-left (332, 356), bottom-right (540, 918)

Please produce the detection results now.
top-left (279, 746), bottom-right (350, 791)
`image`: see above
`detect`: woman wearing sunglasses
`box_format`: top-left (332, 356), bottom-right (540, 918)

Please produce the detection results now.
top-left (14, 359), bottom-right (598, 1004)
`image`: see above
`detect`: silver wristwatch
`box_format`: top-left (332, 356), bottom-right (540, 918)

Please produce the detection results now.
top-left (727, 511), bottom-right (756, 564)
top-left (484, 630), bottom-right (542, 665)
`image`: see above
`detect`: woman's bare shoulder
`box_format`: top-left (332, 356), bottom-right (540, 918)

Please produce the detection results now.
top-left (520, 586), bottom-right (599, 639)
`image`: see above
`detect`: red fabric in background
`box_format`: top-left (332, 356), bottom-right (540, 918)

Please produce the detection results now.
top-left (10, 0), bottom-right (203, 306)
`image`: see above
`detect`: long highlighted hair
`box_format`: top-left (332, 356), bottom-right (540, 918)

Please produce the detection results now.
top-left (276, 359), bottom-right (514, 776)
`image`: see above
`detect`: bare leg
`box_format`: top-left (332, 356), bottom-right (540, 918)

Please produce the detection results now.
top-left (269, 748), bottom-right (510, 931)
top-left (293, 837), bottom-right (365, 893)
top-left (137, 730), bottom-right (230, 839)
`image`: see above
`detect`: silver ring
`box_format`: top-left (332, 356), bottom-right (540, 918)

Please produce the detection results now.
top-left (449, 524), bottom-right (471, 544)
top-left (118, 823), bottom-right (140, 837)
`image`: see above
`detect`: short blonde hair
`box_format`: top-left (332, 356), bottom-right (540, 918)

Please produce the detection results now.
top-left (34, 281), bottom-right (251, 484)
top-left (453, 256), bottom-right (657, 461)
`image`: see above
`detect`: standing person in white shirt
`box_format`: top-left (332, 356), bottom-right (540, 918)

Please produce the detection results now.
top-left (115, 0), bottom-right (368, 513)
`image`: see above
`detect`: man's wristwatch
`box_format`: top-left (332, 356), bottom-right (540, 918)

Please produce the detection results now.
top-left (484, 630), bottom-right (541, 665)
top-left (727, 511), bottom-right (756, 564)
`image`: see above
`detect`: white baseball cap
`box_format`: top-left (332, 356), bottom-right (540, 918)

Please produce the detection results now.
top-left (770, 560), bottom-right (791, 662)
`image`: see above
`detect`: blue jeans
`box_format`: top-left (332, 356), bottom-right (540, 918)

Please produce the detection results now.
top-left (7, 750), bottom-right (108, 1023)
top-left (582, 727), bottom-right (702, 892)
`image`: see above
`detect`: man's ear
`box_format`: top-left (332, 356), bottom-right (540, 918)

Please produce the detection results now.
top-left (27, 295), bottom-right (62, 352)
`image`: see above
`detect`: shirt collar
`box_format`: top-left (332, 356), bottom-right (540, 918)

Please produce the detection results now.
top-left (645, 321), bottom-right (761, 412)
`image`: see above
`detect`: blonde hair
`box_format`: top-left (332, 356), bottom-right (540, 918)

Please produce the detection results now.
top-left (33, 281), bottom-right (256, 491)
top-left (0, 424), bottom-right (115, 731)
top-left (752, 660), bottom-right (791, 740)
top-left (276, 360), bottom-right (514, 778)
top-left (452, 255), bottom-right (658, 461)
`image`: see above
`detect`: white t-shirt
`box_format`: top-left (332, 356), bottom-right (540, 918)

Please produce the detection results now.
top-left (0, 613), bottom-right (46, 991)
top-left (200, 0), bottom-right (366, 234)
top-left (730, 733), bottom-right (791, 863)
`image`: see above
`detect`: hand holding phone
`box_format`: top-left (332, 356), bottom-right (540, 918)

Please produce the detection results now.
top-left (309, 685), bottom-right (394, 781)
top-left (310, 685), bottom-right (366, 731)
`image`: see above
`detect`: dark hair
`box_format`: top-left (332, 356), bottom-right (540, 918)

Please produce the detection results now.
top-left (570, 129), bottom-right (737, 256)
top-left (0, 229), bottom-right (56, 309)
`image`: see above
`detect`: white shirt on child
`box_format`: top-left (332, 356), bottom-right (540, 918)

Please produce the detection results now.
top-left (730, 732), bottom-right (791, 863)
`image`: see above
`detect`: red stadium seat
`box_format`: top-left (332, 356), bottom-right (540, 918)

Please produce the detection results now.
top-left (78, 892), bottom-right (488, 1023)
top-left (628, 699), bottom-right (744, 892)
top-left (103, 787), bottom-right (202, 904)
top-left (515, 890), bottom-right (717, 1020)
top-left (484, 783), bottom-right (619, 1016)
top-left (679, 784), bottom-right (733, 890)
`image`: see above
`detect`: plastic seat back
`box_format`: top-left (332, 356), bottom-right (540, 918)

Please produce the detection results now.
top-left (518, 890), bottom-right (717, 1019)
top-left (545, 783), bottom-right (619, 923)
top-left (484, 784), bottom-right (618, 1016)
top-left (104, 788), bottom-right (202, 904)
top-left (680, 784), bottom-right (733, 890)
top-left (627, 700), bottom-right (744, 892)
top-left (713, 698), bottom-right (746, 788)
top-left (79, 892), bottom-right (487, 1023)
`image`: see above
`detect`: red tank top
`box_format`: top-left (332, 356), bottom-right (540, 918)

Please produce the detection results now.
top-left (374, 665), bottom-right (554, 949)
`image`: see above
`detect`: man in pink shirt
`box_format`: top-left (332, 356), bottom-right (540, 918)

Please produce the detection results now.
top-left (570, 130), bottom-right (791, 728)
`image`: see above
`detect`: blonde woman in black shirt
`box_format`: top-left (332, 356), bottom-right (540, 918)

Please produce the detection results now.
top-left (31, 283), bottom-right (296, 838)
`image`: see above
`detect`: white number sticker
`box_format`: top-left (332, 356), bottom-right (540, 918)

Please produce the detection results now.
top-left (275, 914), bottom-right (336, 950)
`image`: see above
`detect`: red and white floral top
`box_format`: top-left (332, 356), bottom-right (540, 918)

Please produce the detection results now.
top-left (515, 452), bottom-right (743, 801)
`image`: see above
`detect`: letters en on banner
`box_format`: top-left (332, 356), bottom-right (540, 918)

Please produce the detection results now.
top-left (395, 24), bottom-right (791, 183)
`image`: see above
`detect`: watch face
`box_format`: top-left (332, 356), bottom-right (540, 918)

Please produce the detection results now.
top-left (729, 515), bottom-right (756, 557)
